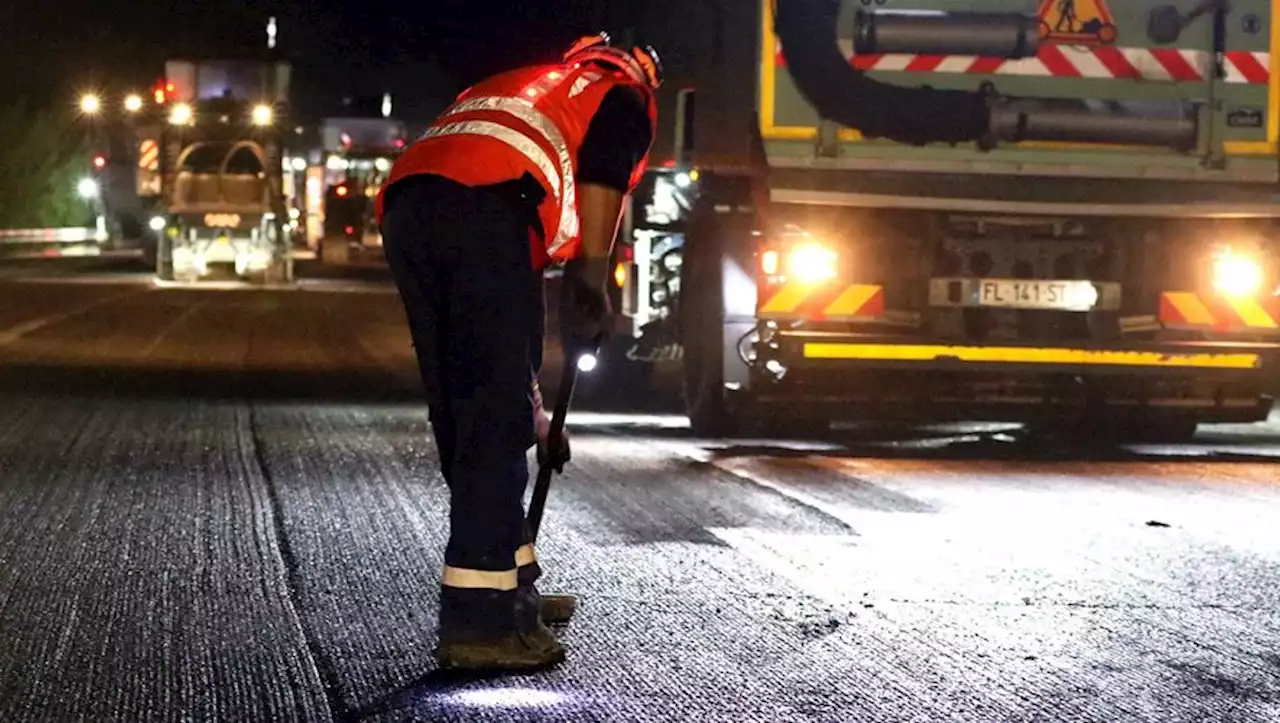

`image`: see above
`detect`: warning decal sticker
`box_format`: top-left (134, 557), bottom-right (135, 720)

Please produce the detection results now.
top-left (1037, 0), bottom-right (1118, 45)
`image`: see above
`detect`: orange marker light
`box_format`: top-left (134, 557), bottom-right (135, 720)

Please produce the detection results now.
top-left (761, 250), bottom-right (779, 276)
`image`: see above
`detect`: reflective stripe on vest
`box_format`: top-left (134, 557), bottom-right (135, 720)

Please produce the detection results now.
top-left (420, 119), bottom-right (562, 207)
top-left (428, 93), bottom-right (585, 257)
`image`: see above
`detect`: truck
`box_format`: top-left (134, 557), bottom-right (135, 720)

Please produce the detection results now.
top-left (315, 113), bottom-right (406, 264)
top-left (88, 138), bottom-right (146, 251)
top-left (611, 161), bottom-right (697, 366)
top-left (632, 0), bottom-right (1280, 440)
top-left (141, 59), bottom-right (293, 282)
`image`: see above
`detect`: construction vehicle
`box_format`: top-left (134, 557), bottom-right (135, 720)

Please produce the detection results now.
top-left (69, 93), bottom-right (155, 255)
top-left (86, 144), bottom-right (143, 250)
top-left (316, 112), bottom-right (405, 264)
top-left (611, 161), bottom-right (698, 365)
top-left (562, 162), bottom-right (697, 401)
top-left (139, 60), bottom-right (292, 282)
top-left (652, 0), bottom-right (1280, 439)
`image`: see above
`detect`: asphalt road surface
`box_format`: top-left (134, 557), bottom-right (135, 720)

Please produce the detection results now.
top-left (1, 260), bottom-right (1279, 723)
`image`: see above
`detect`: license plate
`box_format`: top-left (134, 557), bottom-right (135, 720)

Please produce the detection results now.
top-left (975, 279), bottom-right (1098, 310)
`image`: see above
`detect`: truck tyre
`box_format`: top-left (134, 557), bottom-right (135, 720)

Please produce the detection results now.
top-left (680, 248), bottom-right (736, 436)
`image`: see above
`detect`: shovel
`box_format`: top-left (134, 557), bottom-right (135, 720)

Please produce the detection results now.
top-left (524, 339), bottom-right (596, 626)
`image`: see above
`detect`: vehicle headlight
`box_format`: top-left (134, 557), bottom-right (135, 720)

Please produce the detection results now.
top-left (76, 178), bottom-right (99, 199)
top-left (252, 104), bottom-right (273, 126)
top-left (1062, 282), bottom-right (1100, 311)
top-left (785, 243), bottom-right (838, 284)
top-left (169, 103), bottom-right (193, 125)
top-left (1212, 251), bottom-right (1264, 297)
top-left (661, 250), bottom-right (682, 272)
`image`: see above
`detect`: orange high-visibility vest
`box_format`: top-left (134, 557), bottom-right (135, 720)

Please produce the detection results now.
top-left (376, 62), bottom-right (657, 269)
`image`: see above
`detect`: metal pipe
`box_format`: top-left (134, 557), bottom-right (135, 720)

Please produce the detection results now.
top-left (854, 10), bottom-right (1039, 58)
top-left (988, 100), bottom-right (1199, 151)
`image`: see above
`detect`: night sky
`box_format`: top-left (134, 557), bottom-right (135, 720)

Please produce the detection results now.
top-left (2, 1), bottom-right (682, 123)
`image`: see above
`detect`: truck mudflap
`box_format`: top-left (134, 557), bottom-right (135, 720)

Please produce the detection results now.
top-left (747, 331), bottom-right (1278, 424)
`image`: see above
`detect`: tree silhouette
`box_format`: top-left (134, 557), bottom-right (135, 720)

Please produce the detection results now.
top-left (0, 100), bottom-right (93, 229)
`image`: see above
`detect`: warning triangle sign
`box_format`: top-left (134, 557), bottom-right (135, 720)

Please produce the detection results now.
top-left (1037, 0), bottom-right (1118, 45)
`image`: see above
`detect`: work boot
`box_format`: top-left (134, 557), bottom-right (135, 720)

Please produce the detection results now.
top-left (513, 539), bottom-right (576, 625)
top-left (539, 593), bottom-right (578, 625)
top-left (436, 583), bottom-right (567, 672)
top-left (436, 623), bottom-right (566, 672)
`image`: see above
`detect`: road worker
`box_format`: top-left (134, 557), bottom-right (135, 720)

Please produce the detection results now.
top-left (377, 33), bottom-right (660, 672)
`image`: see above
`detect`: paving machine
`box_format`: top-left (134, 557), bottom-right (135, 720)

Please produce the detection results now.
top-left (139, 59), bottom-right (292, 282)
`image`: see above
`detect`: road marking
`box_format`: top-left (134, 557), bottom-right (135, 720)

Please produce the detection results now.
top-left (0, 288), bottom-right (152, 346)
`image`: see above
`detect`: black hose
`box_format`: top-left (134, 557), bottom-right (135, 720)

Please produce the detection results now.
top-left (772, 0), bottom-right (993, 146)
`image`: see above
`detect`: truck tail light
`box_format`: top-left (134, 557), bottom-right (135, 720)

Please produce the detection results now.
top-left (759, 243), bottom-right (839, 285)
top-left (1211, 248), bottom-right (1265, 297)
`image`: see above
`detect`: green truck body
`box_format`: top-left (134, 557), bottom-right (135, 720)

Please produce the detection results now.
top-left (653, 0), bottom-right (1280, 437)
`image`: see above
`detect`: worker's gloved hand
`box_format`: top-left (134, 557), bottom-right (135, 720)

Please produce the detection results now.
top-left (533, 382), bottom-right (570, 471)
top-left (535, 407), bottom-right (571, 473)
top-left (561, 260), bottom-right (613, 349)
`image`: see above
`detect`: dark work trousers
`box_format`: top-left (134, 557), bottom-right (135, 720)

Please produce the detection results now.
top-left (381, 173), bottom-right (547, 638)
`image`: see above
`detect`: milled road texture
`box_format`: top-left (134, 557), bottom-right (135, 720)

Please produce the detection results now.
top-left (1, 266), bottom-right (1278, 722)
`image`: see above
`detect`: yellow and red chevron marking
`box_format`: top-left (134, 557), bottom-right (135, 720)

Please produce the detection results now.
top-left (138, 140), bottom-right (159, 172)
top-left (1159, 292), bottom-right (1280, 332)
top-left (758, 282), bottom-right (884, 320)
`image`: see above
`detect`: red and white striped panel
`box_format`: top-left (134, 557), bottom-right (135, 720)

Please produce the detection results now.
top-left (139, 140), bottom-right (159, 171)
top-left (776, 43), bottom-right (1271, 84)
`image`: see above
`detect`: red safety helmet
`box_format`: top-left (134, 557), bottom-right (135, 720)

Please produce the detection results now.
top-left (563, 32), bottom-right (663, 91)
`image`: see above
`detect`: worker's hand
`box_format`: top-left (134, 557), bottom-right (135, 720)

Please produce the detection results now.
top-left (535, 407), bottom-right (571, 472)
top-left (561, 272), bottom-right (613, 349)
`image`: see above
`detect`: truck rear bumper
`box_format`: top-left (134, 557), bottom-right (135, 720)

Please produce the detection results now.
top-left (748, 331), bottom-right (1278, 424)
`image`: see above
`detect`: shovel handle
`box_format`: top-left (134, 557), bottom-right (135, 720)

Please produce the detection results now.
top-left (526, 340), bottom-right (591, 541)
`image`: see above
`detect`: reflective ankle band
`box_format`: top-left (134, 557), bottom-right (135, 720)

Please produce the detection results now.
top-left (442, 566), bottom-right (519, 591)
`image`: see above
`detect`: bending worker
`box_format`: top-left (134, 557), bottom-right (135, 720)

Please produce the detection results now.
top-left (376, 33), bottom-right (660, 672)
